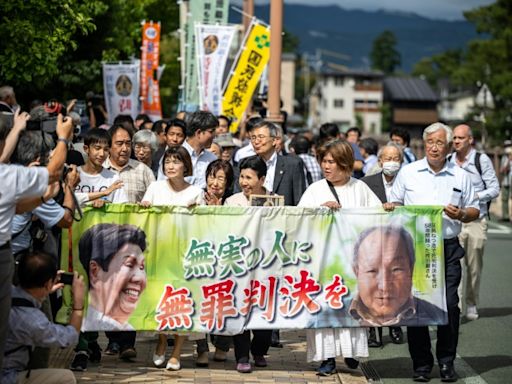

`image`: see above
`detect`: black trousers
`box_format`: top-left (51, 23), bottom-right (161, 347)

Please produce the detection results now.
top-left (233, 330), bottom-right (272, 363)
top-left (105, 331), bottom-right (136, 349)
top-left (407, 238), bottom-right (464, 371)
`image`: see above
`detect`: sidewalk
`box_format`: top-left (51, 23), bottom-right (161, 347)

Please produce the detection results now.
top-left (50, 330), bottom-right (368, 383)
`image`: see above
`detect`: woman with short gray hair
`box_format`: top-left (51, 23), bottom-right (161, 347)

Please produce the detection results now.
top-left (133, 129), bottom-right (159, 171)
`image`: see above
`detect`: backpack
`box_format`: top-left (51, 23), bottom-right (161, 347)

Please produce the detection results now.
top-left (448, 152), bottom-right (491, 218)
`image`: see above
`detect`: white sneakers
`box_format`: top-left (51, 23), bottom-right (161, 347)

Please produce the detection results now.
top-left (466, 305), bottom-right (479, 321)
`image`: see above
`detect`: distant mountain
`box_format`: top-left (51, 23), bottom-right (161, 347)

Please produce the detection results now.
top-left (229, 4), bottom-right (478, 71)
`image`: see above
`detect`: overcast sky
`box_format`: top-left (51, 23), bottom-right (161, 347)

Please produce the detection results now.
top-left (235, 0), bottom-right (495, 21)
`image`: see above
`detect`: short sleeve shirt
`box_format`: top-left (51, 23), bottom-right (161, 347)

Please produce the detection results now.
top-left (390, 158), bottom-right (479, 239)
top-left (0, 165), bottom-right (48, 245)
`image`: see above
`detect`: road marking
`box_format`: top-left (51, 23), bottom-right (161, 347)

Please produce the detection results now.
top-left (457, 354), bottom-right (488, 384)
top-left (487, 222), bottom-right (512, 235)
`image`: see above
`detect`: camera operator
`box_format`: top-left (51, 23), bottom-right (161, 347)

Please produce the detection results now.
top-left (10, 130), bottom-right (80, 260)
top-left (2, 251), bottom-right (85, 384)
top-left (0, 107), bottom-right (73, 371)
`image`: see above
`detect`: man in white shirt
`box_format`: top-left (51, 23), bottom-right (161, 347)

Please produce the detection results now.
top-left (0, 110), bottom-right (73, 371)
top-left (387, 122), bottom-right (480, 382)
top-left (450, 124), bottom-right (499, 321)
top-left (181, 111), bottom-right (218, 189)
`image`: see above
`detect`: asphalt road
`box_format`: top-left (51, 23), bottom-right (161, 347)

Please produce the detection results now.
top-left (362, 219), bottom-right (512, 384)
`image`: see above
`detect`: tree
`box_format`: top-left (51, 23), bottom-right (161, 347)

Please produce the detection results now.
top-left (2, 0), bottom-right (180, 113)
top-left (412, 0), bottom-right (512, 143)
top-left (0, 1), bottom-right (106, 85)
top-left (370, 30), bottom-right (401, 74)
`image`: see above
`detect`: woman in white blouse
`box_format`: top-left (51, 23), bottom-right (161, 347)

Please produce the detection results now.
top-left (298, 139), bottom-right (381, 376)
top-left (140, 146), bottom-right (204, 371)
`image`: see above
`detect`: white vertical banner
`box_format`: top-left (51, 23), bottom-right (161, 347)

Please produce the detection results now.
top-left (103, 61), bottom-right (140, 124)
top-left (196, 24), bottom-right (236, 115)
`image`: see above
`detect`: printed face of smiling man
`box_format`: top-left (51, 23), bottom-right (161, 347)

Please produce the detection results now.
top-left (89, 242), bottom-right (147, 324)
top-left (353, 228), bottom-right (414, 323)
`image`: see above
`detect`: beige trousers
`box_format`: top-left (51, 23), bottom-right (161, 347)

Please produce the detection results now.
top-left (16, 368), bottom-right (76, 384)
top-left (458, 217), bottom-right (488, 308)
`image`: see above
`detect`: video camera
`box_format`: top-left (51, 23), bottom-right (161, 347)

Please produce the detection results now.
top-left (26, 100), bottom-right (67, 133)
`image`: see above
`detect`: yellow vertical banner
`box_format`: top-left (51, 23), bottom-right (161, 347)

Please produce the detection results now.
top-left (222, 22), bottom-right (270, 133)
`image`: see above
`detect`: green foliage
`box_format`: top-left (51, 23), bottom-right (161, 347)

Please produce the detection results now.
top-left (370, 30), bottom-right (401, 74)
top-left (380, 102), bottom-right (392, 133)
top-left (1, 0), bottom-right (180, 113)
top-left (0, 1), bottom-right (106, 85)
top-left (282, 28), bottom-right (300, 54)
top-left (412, 0), bottom-right (512, 143)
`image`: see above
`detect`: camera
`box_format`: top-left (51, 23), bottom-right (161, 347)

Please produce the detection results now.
top-left (60, 272), bottom-right (74, 285)
top-left (26, 100), bottom-right (67, 133)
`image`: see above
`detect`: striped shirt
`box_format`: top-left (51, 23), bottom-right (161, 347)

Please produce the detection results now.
top-left (103, 158), bottom-right (155, 203)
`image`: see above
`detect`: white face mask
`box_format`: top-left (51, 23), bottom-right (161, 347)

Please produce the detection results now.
top-left (382, 161), bottom-right (401, 176)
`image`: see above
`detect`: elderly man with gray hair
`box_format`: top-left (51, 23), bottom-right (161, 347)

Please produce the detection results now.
top-left (349, 225), bottom-right (446, 327)
top-left (386, 122), bottom-right (480, 382)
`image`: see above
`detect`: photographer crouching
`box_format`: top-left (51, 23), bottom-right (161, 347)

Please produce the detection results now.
top-left (2, 251), bottom-right (85, 384)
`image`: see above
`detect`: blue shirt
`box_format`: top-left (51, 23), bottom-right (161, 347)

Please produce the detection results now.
top-left (390, 158), bottom-right (480, 239)
top-left (182, 140), bottom-right (217, 189)
top-left (2, 286), bottom-right (78, 383)
top-left (11, 199), bottom-right (64, 254)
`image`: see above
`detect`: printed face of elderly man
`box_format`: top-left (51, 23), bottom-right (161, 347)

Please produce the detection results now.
top-left (352, 226), bottom-right (414, 324)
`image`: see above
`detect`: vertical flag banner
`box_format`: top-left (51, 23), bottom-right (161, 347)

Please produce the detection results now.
top-left (222, 21), bottom-right (271, 133)
top-left (196, 24), bottom-right (236, 115)
top-left (141, 21), bottom-right (162, 121)
top-left (183, 0), bottom-right (230, 111)
top-left (103, 61), bottom-right (140, 124)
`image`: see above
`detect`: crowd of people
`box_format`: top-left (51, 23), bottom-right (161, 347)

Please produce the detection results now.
top-left (0, 84), bottom-right (502, 383)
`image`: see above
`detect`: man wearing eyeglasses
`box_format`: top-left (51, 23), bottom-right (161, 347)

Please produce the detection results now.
top-left (385, 122), bottom-right (480, 383)
top-left (247, 120), bottom-right (306, 207)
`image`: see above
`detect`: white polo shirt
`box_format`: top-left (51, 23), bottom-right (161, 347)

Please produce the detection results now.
top-left (0, 164), bottom-right (49, 246)
top-left (390, 158), bottom-right (479, 239)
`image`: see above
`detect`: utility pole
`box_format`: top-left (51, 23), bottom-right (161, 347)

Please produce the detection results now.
top-left (267, 0), bottom-right (283, 122)
top-left (243, 0), bottom-right (254, 33)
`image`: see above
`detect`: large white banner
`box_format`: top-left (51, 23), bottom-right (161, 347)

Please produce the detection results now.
top-left (196, 24), bottom-right (236, 115)
top-left (103, 62), bottom-right (140, 124)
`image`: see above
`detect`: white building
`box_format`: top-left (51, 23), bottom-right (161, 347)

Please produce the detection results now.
top-left (309, 65), bottom-right (383, 134)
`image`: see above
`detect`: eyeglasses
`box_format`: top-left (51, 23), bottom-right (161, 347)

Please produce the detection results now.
top-left (250, 134), bottom-right (273, 142)
top-left (134, 143), bottom-right (151, 151)
top-left (425, 140), bottom-right (447, 149)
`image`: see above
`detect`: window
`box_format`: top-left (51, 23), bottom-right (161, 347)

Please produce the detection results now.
top-left (334, 77), bottom-right (344, 86)
top-left (333, 99), bottom-right (344, 108)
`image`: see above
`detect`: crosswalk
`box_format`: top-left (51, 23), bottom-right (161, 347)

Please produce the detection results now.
top-left (487, 221), bottom-right (512, 235)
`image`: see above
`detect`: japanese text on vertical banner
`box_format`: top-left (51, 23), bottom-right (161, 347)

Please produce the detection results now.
top-left (222, 22), bottom-right (271, 133)
top-left (141, 21), bottom-right (162, 120)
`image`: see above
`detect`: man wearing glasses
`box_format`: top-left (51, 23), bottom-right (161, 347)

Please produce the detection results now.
top-left (385, 122), bottom-right (480, 382)
top-left (247, 120), bottom-right (306, 207)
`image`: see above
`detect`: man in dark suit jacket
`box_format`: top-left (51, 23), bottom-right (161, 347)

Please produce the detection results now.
top-left (361, 142), bottom-right (405, 347)
top-left (247, 120), bottom-right (306, 206)
top-left (245, 120), bottom-right (306, 349)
